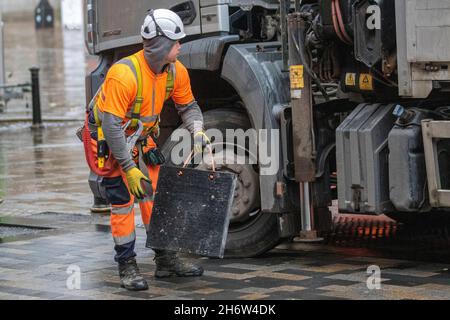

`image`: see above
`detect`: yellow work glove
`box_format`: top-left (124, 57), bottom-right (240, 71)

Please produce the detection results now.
top-left (193, 131), bottom-right (211, 154)
top-left (125, 167), bottom-right (151, 199)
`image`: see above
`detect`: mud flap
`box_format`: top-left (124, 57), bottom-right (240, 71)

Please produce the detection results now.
top-left (146, 165), bottom-right (237, 258)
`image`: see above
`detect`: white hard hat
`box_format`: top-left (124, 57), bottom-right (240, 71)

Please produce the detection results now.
top-left (141, 9), bottom-right (186, 40)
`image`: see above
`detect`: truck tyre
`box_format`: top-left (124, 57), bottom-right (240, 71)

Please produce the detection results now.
top-left (161, 108), bottom-right (282, 258)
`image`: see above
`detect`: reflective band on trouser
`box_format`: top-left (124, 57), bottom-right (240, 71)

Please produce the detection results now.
top-left (113, 231), bottom-right (136, 246)
top-left (111, 203), bottom-right (134, 215)
top-left (111, 199), bottom-right (136, 246)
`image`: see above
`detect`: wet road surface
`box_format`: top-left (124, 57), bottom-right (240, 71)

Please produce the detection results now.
top-left (1, 218), bottom-right (450, 300)
top-left (0, 122), bottom-right (90, 215)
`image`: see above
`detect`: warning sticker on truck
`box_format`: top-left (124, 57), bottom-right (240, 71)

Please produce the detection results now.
top-left (345, 73), bottom-right (356, 86)
top-left (359, 73), bottom-right (374, 91)
top-left (290, 65), bottom-right (304, 89)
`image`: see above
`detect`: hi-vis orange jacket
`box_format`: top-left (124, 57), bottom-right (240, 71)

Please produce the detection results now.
top-left (96, 50), bottom-right (195, 127)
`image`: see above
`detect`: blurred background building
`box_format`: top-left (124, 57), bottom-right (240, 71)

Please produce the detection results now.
top-left (0, 0), bottom-right (95, 120)
top-left (0, 0), bottom-right (61, 22)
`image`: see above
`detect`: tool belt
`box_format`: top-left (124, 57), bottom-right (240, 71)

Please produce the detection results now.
top-left (132, 138), bottom-right (165, 167)
top-left (142, 147), bottom-right (165, 166)
top-left (81, 112), bottom-right (119, 177)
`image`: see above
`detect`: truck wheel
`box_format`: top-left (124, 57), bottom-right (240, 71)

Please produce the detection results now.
top-left (160, 108), bottom-right (282, 258)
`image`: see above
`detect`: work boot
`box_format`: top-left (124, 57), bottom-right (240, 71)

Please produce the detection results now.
top-left (118, 257), bottom-right (149, 291)
top-left (153, 249), bottom-right (204, 278)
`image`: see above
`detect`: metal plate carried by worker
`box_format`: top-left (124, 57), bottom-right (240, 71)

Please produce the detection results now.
top-left (146, 164), bottom-right (237, 258)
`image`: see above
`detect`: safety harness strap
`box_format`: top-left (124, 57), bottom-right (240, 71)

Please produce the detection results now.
top-left (165, 63), bottom-right (175, 101)
top-left (93, 95), bottom-right (106, 168)
top-left (128, 55), bottom-right (144, 129)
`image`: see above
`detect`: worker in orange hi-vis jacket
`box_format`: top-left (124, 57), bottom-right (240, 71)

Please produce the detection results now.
top-left (87, 9), bottom-right (210, 291)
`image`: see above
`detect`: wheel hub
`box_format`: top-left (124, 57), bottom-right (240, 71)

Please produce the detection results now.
top-left (196, 151), bottom-right (260, 223)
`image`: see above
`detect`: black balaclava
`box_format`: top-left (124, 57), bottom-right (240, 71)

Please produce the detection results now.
top-left (143, 37), bottom-right (176, 74)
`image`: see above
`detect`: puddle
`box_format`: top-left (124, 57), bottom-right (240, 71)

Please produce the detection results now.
top-left (0, 223), bottom-right (53, 243)
top-left (32, 211), bottom-right (93, 223)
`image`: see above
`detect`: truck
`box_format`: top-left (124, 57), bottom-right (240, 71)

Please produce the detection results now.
top-left (83, 0), bottom-right (450, 258)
